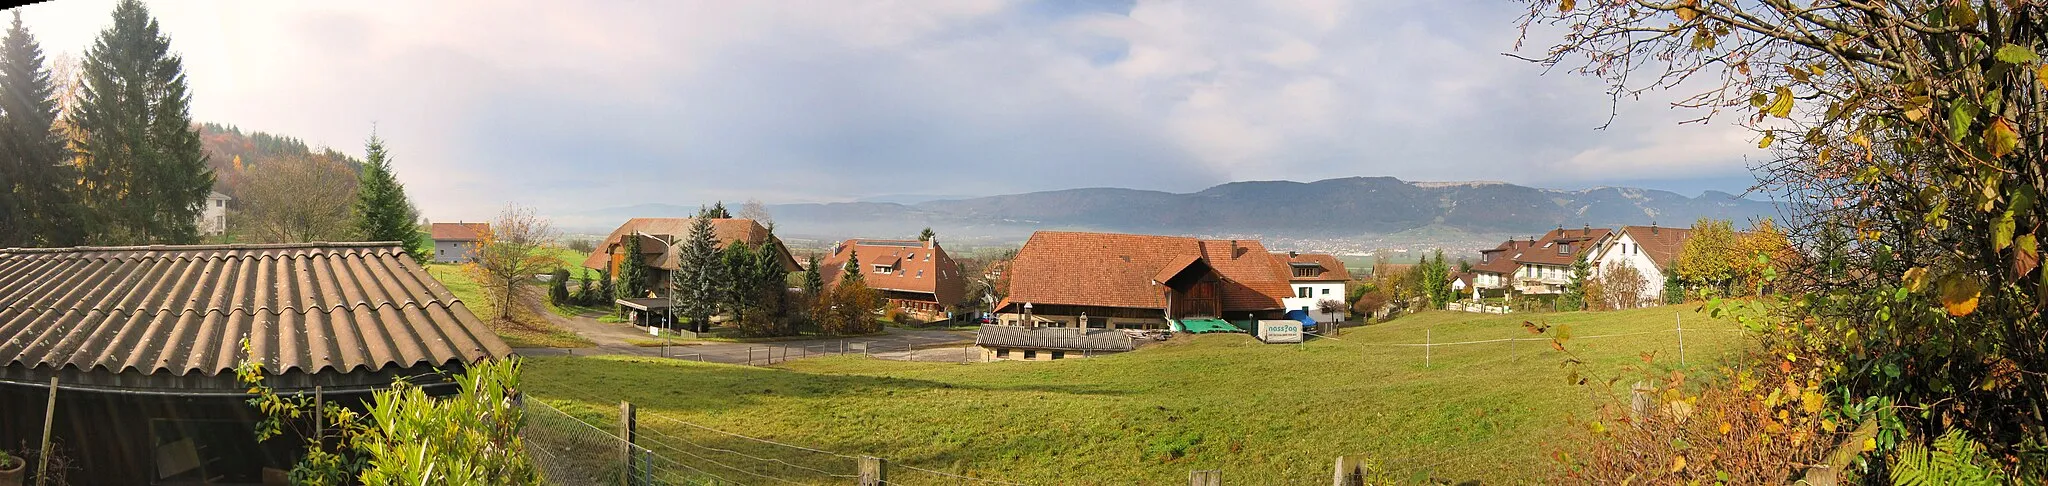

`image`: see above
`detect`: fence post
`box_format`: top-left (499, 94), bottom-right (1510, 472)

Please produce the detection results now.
top-left (857, 456), bottom-right (887, 486)
top-left (1189, 469), bottom-right (1222, 486)
top-left (748, 346), bottom-right (756, 366)
top-left (1332, 455), bottom-right (1366, 486)
top-left (619, 401), bottom-right (636, 486)
top-left (37, 376), bottom-right (57, 486)
top-left (1674, 311), bottom-right (1686, 367)
top-left (1424, 329), bottom-right (1432, 369)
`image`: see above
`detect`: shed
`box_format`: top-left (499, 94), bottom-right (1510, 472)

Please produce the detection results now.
top-left (974, 325), bottom-right (1134, 361)
top-left (0, 242), bottom-right (512, 484)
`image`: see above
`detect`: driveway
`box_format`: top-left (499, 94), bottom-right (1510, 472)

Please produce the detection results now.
top-left (515, 306), bottom-right (976, 365)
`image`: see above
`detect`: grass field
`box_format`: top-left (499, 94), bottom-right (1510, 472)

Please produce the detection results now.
top-left (521, 304), bottom-right (1750, 484)
top-left (424, 262), bottom-right (595, 348)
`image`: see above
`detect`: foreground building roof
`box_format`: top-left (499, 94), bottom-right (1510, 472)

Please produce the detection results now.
top-left (429, 222), bottom-right (490, 242)
top-left (1511, 226), bottom-right (1613, 266)
top-left (0, 242), bottom-right (511, 390)
top-left (1272, 252), bottom-right (1350, 282)
top-left (820, 239), bottom-right (965, 305)
top-left (1000, 231), bottom-right (1292, 312)
top-left (975, 325), bottom-right (1134, 352)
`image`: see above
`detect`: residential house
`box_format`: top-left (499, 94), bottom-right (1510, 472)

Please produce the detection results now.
top-left (198, 190), bottom-right (231, 236)
top-left (1589, 224), bottom-right (1693, 306)
top-left (430, 222), bottom-right (490, 263)
top-left (1470, 238), bottom-right (1536, 296)
top-left (975, 325), bottom-right (1135, 361)
top-left (820, 238), bottom-right (965, 322)
top-left (0, 243), bottom-right (511, 484)
top-left (581, 217), bottom-right (799, 301)
top-left (1508, 226), bottom-right (1613, 295)
top-left (1273, 251), bottom-right (1350, 322)
top-left (993, 231), bottom-right (1294, 330)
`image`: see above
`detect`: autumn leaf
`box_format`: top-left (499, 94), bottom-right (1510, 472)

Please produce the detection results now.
top-left (1996, 43), bottom-right (2040, 65)
top-left (1758, 131), bottom-right (1775, 148)
top-left (2015, 233), bottom-right (2039, 277)
top-left (1766, 86), bottom-right (1795, 118)
top-left (1559, 0), bottom-right (1575, 12)
top-left (1903, 266), bottom-right (1930, 292)
top-left (1786, 64), bottom-right (1809, 82)
top-left (1986, 117), bottom-right (2021, 158)
top-left (2037, 65), bottom-right (2048, 90)
top-left (1939, 273), bottom-right (1983, 317)
top-left (1995, 209), bottom-right (2017, 250)
top-left (1671, 455), bottom-right (1687, 473)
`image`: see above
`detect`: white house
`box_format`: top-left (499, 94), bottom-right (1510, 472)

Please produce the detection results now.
top-left (1589, 224), bottom-right (1694, 306)
top-left (1509, 226), bottom-right (1612, 295)
top-left (197, 191), bottom-right (230, 236)
top-left (1274, 251), bottom-right (1350, 322)
top-left (1470, 238), bottom-right (1535, 296)
top-left (430, 222), bottom-right (489, 263)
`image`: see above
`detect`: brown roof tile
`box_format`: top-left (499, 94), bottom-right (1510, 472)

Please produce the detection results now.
top-left (0, 243), bottom-right (511, 389)
top-left (1614, 225), bottom-right (1694, 270)
top-left (820, 239), bottom-right (965, 306)
top-left (1272, 252), bottom-right (1350, 281)
top-left (1512, 227), bottom-right (1613, 266)
top-left (430, 222), bottom-right (489, 241)
top-left (581, 218), bottom-right (798, 272)
top-left (1472, 239), bottom-right (1535, 275)
top-left (1001, 231), bottom-right (1290, 312)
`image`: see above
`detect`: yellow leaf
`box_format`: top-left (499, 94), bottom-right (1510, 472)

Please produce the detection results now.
top-left (1758, 131), bottom-right (1775, 149)
top-left (1718, 422), bottom-right (1732, 435)
top-left (1671, 455), bottom-right (1687, 473)
top-left (1939, 274), bottom-right (1983, 317)
top-left (1986, 117), bottom-right (2021, 158)
top-left (1903, 266), bottom-right (1930, 292)
top-left (1822, 418), bottom-right (1838, 433)
top-left (1800, 390), bottom-right (1825, 414)
top-left (1862, 437), bottom-right (1877, 451)
top-left (1559, 0), bottom-right (1575, 12)
top-left (1766, 86), bottom-right (1795, 118)
top-left (2038, 64), bottom-right (2048, 90)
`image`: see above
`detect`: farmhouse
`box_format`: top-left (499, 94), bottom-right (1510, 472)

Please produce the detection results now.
top-left (581, 217), bottom-right (800, 299)
top-left (1508, 226), bottom-right (1613, 295)
top-left (198, 190), bottom-right (231, 236)
top-left (820, 238), bottom-right (965, 322)
top-left (0, 243), bottom-right (512, 485)
top-left (992, 231), bottom-right (1294, 331)
top-left (1588, 224), bottom-right (1693, 305)
top-left (429, 221), bottom-right (490, 263)
top-left (974, 325), bottom-right (1134, 361)
top-left (1272, 251), bottom-right (1350, 323)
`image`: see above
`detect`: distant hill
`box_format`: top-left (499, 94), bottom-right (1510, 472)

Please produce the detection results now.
top-left (199, 122), bottom-right (362, 200)
top-left (570, 176), bottom-right (1783, 246)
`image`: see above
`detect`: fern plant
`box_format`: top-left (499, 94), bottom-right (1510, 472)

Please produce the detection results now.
top-left (1889, 430), bottom-right (2005, 486)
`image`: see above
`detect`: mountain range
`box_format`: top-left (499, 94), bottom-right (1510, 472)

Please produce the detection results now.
top-left (565, 177), bottom-right (1783, 249)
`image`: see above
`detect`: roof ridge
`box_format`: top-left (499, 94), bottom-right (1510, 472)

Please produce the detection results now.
top-left (0, 300), bottom-right (470, 319)
top-left (6, 355), bottom-right (485, 379)
top-left (0, 242), bottom-right (406, 254)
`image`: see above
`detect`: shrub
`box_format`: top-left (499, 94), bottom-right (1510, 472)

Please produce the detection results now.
top-left (545, 269), bottom-right (570, 306)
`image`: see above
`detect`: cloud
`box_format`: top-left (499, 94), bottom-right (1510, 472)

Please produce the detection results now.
top-left (11, 0), bottom-right (1766, 222)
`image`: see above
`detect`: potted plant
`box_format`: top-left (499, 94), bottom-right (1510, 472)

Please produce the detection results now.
top-left (0, 450), bottom-right (23, 486)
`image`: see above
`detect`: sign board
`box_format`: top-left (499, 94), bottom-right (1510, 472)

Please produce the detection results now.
top-left (1256, 320), bottom-right (1302, 344)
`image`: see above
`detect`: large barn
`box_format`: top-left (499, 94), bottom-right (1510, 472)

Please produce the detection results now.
top-left (992, 231), bottom-right (1297, 331)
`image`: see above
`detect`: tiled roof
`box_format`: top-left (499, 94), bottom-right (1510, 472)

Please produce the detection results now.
top-left (975, 325), bottom-right (1134, 352)
top-left (820, 239), bottom-right (965, 305)
top-left (1512, 227), bottom-right (1613, 266)
top-left (1000, 231), bottom-right (1290, 312)
top-left (1472, 239), bottom-right (1535, 276)
top-left (1272, 252), bottom-right (1350, 281)
top-left (430, 222), bottom-right (489, 242)
top-left (1614, 225), bottom-right (1694, 270)
top-left (0, 243), bottom-right (511, 390)
top-left (580, 218), bottom-right (798, 272)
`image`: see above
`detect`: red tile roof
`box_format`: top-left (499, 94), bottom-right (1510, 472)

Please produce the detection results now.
top-left (820, 239), bottom-right (965, 306)
top-left (1272, 252), bottom-right (1350, 281)
top-left (430, 222), bottom-right (489, 242)
top-left (1512, 227), bottom-right (1613, 266)
top-left (580, 218), bottom-right (797, 272)
top-left (0, 243), bottom-right (511, 390)
top-left (999, 231), bottom-right (1290, 312)
top-left (1614, 225), bottom-right (1694, 270)
top-left (1472, 239), bottom-right (1535, 276)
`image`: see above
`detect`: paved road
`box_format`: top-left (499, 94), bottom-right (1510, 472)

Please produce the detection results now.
top-left (515, 305), bottom-right (976, 365)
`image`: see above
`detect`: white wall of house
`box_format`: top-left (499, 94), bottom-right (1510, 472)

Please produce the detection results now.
top-left (1590, 232), bottom-right (1665, 305)
top-left (197, 193), bottom-right (230, 236)
top-left (1514, 263), bottom-right (1573, 294)
top-left (1473, 271), bottom-right (1511, 289)
top-left (433, 240), bottom-right (480, 263)
top-left (1281, 281), bottom-right (1347, 322)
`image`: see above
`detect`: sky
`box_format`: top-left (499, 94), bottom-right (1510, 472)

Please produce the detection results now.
top-left (13, 0), bottom-right (1769, 222)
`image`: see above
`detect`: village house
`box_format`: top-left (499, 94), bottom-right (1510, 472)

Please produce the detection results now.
top-left (1469, 238), bottom-right (1535, 297)
top-left (820, 238), bottom-right (965, 322)
top-left (430, 221), bottom-right (490, 263)
top-left (582, 218), bottom-right (799, 327)
top-left (1273, 251), bottom-right (1350, 322)
top-left (1509, 226), bottom-right (1613, 295)
top-left (992, 231), bottom-right (1295, 331)
top-left (1588, 224), bottom-right (1693, 306)
top-left (0, 243), bottom-right (512, 485)
top-left (198, 190), bottom-right (231, 236)
top-left (974, 325), bottom-right (1135, 361)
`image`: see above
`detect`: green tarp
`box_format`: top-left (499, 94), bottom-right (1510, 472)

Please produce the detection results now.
top-left (1175, 318), bottom-right (1243, 334)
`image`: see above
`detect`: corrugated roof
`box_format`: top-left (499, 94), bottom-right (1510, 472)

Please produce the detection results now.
top-left (430, 222), bottom-right (489, 242)
top-left (0, 242), bottom-right (511, 390)
top-left (820, 239), bottom-right (965, 305)
top-left (974, 325), bottom-right (1134, 352)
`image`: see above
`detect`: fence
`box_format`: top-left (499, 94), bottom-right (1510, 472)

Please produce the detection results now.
top-left (1442, 302), bottom-right (1510, 314)
top-left (1302, 311), bottom-right (1746, 368)
top-left (639, 341), bottom-right (988, 367)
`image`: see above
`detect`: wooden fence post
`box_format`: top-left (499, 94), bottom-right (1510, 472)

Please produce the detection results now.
top-left (37, 376), bottom-right (57, 486)
top-left (857, 456), bottom-right (887, 486)
top-left (1332, 456), bottom-right (1367, 486)
top-left (1189, 469), bottom-right (1222, 486)
top-left (619, 401), bottom-right (636, 486)
top-left (1424, 329), bottom-right (1432, 369)
top-left (1674, 311), bottom-right (1686, 367)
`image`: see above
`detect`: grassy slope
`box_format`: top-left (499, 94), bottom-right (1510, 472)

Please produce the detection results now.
top-left (522, 305), bottom-right (1747, 485)
top-left (424, 263), bottom-right (595, 348)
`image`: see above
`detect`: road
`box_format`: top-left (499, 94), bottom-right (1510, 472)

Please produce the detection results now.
top-left (513, 303), bottom-right (977, 365)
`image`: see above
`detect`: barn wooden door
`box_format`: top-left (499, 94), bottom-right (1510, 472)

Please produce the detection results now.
top-left (1175, 279), bottom-right (1221, 318)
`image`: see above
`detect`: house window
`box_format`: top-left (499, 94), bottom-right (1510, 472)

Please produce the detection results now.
top-left (1293, 266), bottom-right (1318, 278)
top-left (873, 264), bottom-right (889, 274)
top-left (1559, 244), bottom-right (1570, 255)
top-left (917, 270), bottom-right (924, 278)
top-left (1481, 254), bottom-right (1491, 263)
top-left (1052, 351), bottom-right (1065, 360)
top-left (1024, 350), bottom-right (1038, 360)
top-left (1322, 288), bottom-right (1330, 295)
top-left (999, 348), bottom-right (1011, 359)
top-left (1297, 287), bottom-right (1312, 298)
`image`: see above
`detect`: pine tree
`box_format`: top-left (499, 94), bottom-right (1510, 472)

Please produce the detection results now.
top-left (615, 234), bottom-right (647, 299)
top-left (841, 249), bottom-right (864, 285)
top-left (1562, 254), bottom-right (1593, 311)
top-left (351, 133), bottom-right (429, 260)
top-left (918, 227), bottom-right (935, 241)
top-left (69, 0), bottom-right (213, 244)
top-left (802, 254), bottom-right (824, 296)
top-left (699, 201), bottom-right (730, 219)
top-left (675, 213), bottom-right (722, 331)
top-left (0, 11), bottom-right (81, 248)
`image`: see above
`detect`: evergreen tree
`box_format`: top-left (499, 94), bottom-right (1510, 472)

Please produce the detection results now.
top-left (752, 237), bottom-right (791, 332)
top-left (716, 243), bottom-right (756, 321)
top-left (69, 0), bottom-right (213, 244)
top-left (675, 213), bottom-right (721, 331)
top-left (1420, 250), bottom-right (1452, 308)
top-left (918, 227), bottom-right (935, 241)
top-left (615, 234), bottom-right (647, 299)
top-left (841, 249), bottom-right (864, 285)
top-left (1662, 271), bottom-right (1685, 305)
top-left (698, 201), bottom-right (730, 219)
top-left (1561, 254), bottom-right (1592, 311)
top-left (801, 254), bottom-right (824, 296)
top-left (0, 11), bottom-right (82, 247)
top-left (351, 133), bottom-right (429, 260)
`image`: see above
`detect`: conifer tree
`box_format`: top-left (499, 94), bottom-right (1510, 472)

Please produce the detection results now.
top-left (675, 212), bottom-right (722, 331)
top-left (698, 201), bottom-right (730, 219)
top-left (0, 11), bottom-right (82, 247)
top-left (918, 227), bottom-right (935, 241)
top-left (350, 133), bottom-right (429, 260)
top-left (615, 234), bottom-right (647, 299)
top-left (68, 0), bottom-right (213, 244)
top-left (841, 249), bottom-right (864, 285)
top-left (802, 254), bottom-right (824, 296)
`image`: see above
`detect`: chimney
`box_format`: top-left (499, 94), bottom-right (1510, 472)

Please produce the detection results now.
top-left (1651, 221), bottom-right (1659, 235)
top-left (1583, 223), bottom-right (1590, 235)
top-left (1288, 250), bottom-right (1299, 258)
top-left (926, 237), bottom-right (935, 249)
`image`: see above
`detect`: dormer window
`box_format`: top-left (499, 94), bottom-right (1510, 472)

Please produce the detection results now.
top-left (873, 264), bottom-right (889, 274)
top-left (1558, 244), bottom-right (1570, 255)
top-left (917, 270), bottom-right (924, 278)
